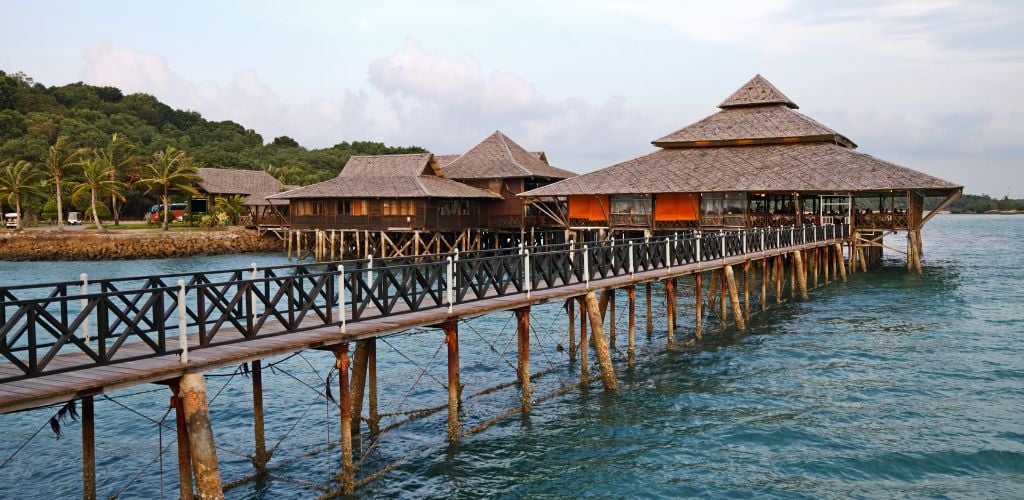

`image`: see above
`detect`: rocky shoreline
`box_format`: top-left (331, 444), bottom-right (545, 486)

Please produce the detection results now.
top-left (0, 229), bottom-right (284, 261)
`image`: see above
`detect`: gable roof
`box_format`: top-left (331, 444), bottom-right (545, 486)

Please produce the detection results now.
top-left (652, 105), bottom-right (856, 148)
top-left (197, 168), bottom-right (285, 197)
top-left (441, 131), bottom-right (575, 180)
top-left (719, 74), bottom-right (798, 109)
top-left (268, 154), bottom-right (499, 200)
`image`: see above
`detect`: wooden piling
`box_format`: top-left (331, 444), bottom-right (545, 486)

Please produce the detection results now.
top-left (579, 297), bottom-right (589, 387)
top-left (793, 251), bottom-right (809, 300)
top-left (567, 299), bottom-right (576, 363)
top-left (82, 396), bottom-right (96, 500)
top-left (333, 344), bottom-right (354, 495)
top-left (444, 320), bottom-right (461, 442)
top-left (516, 307), bottom-right (532, 414)
top-left (171, 384), bottom-right (195, 500)
top-left (584, 291), bottom-right (618, 391)
top-left (743, 262), bottom-right (751, 319)
top-left (719, 270), bottom-right (728, 324)
top-left (251, 360), bottom-right (269, 473)
top-left (723, 265), bottom-right (746, 331)
top-left (835, 243), bottom-right (847, 282)
top-left (627, 285), bottom-right (636, 366)
top-left (350, 341), bottom-right (370, 436)
top-left (179, 373), bottom-right (223, 500)
top-left (695, 273), bottom-right (703, 339)
top-left (708, 269), bottom-right (719, 310)
top-left (665, 279), bottom-right (676, 346)
top-left (608, 288), bottom-right (616, 348)
top-left (645, 282), bottom-right (653, 337)
top-left (367, 338), bottom-right (380, 434)
top-left (760, 259), bottom-right (768, 312)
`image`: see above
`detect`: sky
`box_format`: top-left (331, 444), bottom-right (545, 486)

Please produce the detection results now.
top-left (3, 0), bottom-right (1022, 196)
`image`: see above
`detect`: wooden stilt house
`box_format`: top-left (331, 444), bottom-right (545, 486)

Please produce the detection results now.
top-left (196, 168), bottom-right (290, 227)
top-left (520, 75), bottom-right (962, 236)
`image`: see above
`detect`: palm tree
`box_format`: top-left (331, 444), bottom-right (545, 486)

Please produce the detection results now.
top-left (71, 156), bottom-right (126, 232)
top-left (41, 136), bottom-right (82, 231)
top-left (136, 147), bottom-right (200, 231)
top-left (0, 160), bottom-right (46, 230)
top-left (216, 195), bottom-right (247, 225)
top-left (97, 133), bottom-right (137, 226)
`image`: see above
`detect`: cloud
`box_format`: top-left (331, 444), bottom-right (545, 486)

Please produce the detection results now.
top-left (80, 41), bottom-right (376, 148)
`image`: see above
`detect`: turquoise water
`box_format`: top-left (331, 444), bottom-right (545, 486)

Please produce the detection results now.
top-left (1, 214), bottom-right (1023, 498)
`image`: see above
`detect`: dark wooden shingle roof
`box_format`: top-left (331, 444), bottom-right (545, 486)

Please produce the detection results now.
top-left (442, 131), bottom-right (575, 180)
top-left (197, 168), bottom-right (287, 206)
top-left (719, 74), bottom-right (798, 109)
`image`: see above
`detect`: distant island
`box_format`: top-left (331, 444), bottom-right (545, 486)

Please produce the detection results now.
top-left (929, 194), bottom-right (1024, 214)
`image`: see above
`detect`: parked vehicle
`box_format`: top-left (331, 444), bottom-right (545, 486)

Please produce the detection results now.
top-left (67, 212), bottom-right (81, 225)
top-left (4, 213), bottom-right (18, 229)
top-left (149, 203), bottom-right (187, 223)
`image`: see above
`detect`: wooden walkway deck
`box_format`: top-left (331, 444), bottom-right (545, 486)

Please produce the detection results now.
top-left (0, 239), bottom-right (839, 414)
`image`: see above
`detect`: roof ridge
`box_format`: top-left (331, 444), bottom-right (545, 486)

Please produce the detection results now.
top-left (495, 131), bottom-right (534, 176)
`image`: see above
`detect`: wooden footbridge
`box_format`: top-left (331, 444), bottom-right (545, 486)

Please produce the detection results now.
top-left (1, 223), bottom-right (852, 497)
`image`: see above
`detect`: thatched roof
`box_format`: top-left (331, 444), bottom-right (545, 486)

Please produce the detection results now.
top-left (434, 154), bottom-right (461, 168)
top-left (268, 154), bottom-right (499, 200)
top-left (522, 75), bottom-right (961, 198)
top-left (719, 74), bottom-right (798, 109)
top-left (441, 131), bottom-right (575, 180)
top-left (197, 168), bottom-right (287, 206)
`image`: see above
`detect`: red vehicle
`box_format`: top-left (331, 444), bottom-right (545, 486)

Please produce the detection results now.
top-left (149, 203), bottom-right (186, 223)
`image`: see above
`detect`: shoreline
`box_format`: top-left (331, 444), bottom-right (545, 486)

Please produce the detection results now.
top-left (0, 228), bottom-right (284, 261)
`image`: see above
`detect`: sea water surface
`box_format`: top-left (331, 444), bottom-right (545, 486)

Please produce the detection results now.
top-left (1, 214), bottom-right (1023, 498)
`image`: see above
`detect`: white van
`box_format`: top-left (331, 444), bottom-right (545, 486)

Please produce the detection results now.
top-left (67, 212), bottom-right (81, 225)
top-left (4, 213), bottom-right (17, 229)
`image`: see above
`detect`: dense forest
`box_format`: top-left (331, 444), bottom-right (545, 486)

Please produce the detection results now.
top-left (940, 194), bottom-right (1024, 214)
top-left (0, 70), bottom-right (425, 223)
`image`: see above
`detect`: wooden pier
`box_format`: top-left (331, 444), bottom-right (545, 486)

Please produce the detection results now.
top-left (1, 224), bottom-right (851, 496)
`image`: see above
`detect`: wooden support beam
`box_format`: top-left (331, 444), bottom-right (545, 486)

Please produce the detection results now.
top-left (645, 282), bottom-right (653, 338)
top-left (367, 338), bottom-right (380, 434)
top-left (793, 251), bottom-right (809, 300)
top-left (835, 243), bottom-right (847, 282)
top-left (723, 265), bottom-right (746, 331)
top-left (567, 299), bottom-right (576, 363)
top-left (82, 396), bottom-right (96, 500)
top-left (760, 259), bottom-right (768, 312)
top-left (579, 297), bottom-right (589, 387)
top-left (627, 285), bottom-right (636, 366)
top-left (333, 344), bottom-right (354, 495)
top-left (350, 341), bottom-right (370, 437)
top-left (251, 360), bottom-right (269, 473)
top-left (665, 278), bottom-right (676, 346)
top-left (179, 373), bottom-right (223, 500)
top-left (516, 307), bottom-right (532, 414)
top-left (743, 262), bottom-right (751, 319)
top-left (171, 384), bottom-right (195, 500)
top-left (775, 256), bottom-right (783, 303)
top-left (584, 291), bottom-right (618, 391)
top-left (443, 320), bottom-right (460, 442)
top-left (608, 288), bottom-right (616, 348)
top-left (695, 273), bottom-right (703, 339)
top-left (719, 270), bottom-right (728, 324)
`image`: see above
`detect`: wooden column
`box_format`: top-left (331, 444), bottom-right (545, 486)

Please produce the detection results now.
top-left (665, 279), bottom-right (676, 346)
top-left (333, 344), bottom-right (354, 495)
top-left (567, 299), bottom-right (576, 363)
top-left (793, 251), bottom-right (809, 300)
top-left (627, 285), bottom-right (636, 366)
top-left (82, 396), bottom-right (96, 500)
top-left (171, 384), bottom-right (195, 500)
top-left (179, 373), bottom-right (223, 500)
top-left (695, 273), bottom-right (703, 339)
top-left (608, 288), bottom-right (616, 348)
top-left (835, 243), bottom-right (847, 282)
top-left (516, 307), bottom-right (532, 414)
top-left (743, 262), bottom-right (751, 319)
top-left (775, 256), bottom-right (783, 303)
top-left (760, 259), bottom-right (768, 311)
top-left (789, 254), bottom-right (796, 300)
top-left (443, 320), bottom-right (460, 442)
top-left (579, 297), bottom-right (589, 387)
top-left (719, 270), bottom-right (728, 324)
top-left (584, 291), bottom-right (618, 391)
top-left (645, 282), bottom-right (653, 338)
top-left (350, 341), bottom-right (370, 437)
top-left (708, 270), bottom-right (719, 311)
top-left (367, 338), bottom-right (380, 434)
top-left (251, 360), bottom-right (269, 473)
top-left (723, 265), bottom-right (746, 331)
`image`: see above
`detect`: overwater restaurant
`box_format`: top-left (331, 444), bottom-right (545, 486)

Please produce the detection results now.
top-left (520, 75), bottom-right (962, 238)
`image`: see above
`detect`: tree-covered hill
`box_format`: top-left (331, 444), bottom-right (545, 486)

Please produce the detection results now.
top-left (0, 70), bottom-right (425, 186)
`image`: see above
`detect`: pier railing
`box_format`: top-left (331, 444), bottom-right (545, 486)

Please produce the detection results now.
top-left (0, 224), bottom-right (847, 382)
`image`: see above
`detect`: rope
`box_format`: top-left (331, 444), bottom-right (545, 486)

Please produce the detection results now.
top-left (461, 316), bottom-right (518, 373)
top-left (379, 337), bottom-right (448, 391)
top-left (0, 419), bottom-right (49, 470)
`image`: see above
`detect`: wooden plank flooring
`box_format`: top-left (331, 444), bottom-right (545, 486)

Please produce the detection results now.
top-left (0, 240), bottom-right (838, 413)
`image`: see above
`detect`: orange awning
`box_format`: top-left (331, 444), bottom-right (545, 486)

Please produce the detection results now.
top-left (654, 193), bottom-right (699, 221)
top-left (568, 195), bottom-right (609, 222)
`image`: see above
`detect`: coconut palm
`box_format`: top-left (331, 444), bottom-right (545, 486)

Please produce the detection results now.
top-left (0, 160), bottom-right (46, 230)
top-left (71, 156), bottom-right (126, 231)
top-left (96, 133), bottom-right (137, 226)
top-left (136, 146), bottom-right (200, 230)
top-left (41, 136), bottom-right (82, 231)
top-left (215, 195), bottom-right (247, 225)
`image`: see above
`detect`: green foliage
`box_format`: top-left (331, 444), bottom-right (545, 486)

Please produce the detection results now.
top-left (938, 194), bottom-right (1024, 214)
top-left (0, 70), bottom-right (427, 195)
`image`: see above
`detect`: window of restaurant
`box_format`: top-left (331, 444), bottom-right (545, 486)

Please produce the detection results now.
top-left (700, 192), bottom-right (746, 216)
top-left (338, 199), bottom-right (368, 216)
top-left (383, 199), bottom-right (415, 216)
top-left (610, 194), bottom-right (651, 215)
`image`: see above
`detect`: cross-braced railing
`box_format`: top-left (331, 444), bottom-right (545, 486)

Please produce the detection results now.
top-left (0, 224), bottom-right (848, 382)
